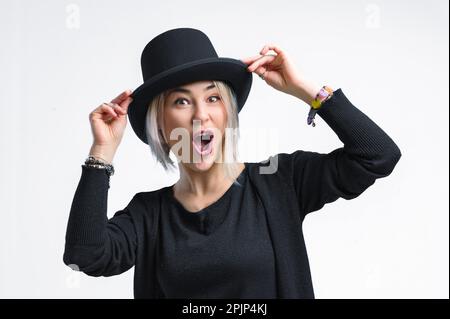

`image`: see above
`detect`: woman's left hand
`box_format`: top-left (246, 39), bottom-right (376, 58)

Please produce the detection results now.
top-left (241, 44), bottom-right (305, 97)
top-left (241, 44), bottom-right (320, 104)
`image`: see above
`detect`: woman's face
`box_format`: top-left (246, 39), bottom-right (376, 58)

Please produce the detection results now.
top-left (162, 80), bottom-right (227, 172)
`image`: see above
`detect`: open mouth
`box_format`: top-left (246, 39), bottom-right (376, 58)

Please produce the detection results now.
top-left (192, 129), bottom-right (215, 156)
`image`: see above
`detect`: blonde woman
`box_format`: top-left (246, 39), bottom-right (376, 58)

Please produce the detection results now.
top-left (63, 28), bottom-right (401, 299)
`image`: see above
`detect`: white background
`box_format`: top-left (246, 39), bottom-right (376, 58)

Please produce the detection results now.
top-left (0, 0), bottom-right (448, 299)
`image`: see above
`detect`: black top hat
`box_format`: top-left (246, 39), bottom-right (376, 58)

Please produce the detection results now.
top-left (128, 27), bottom-right (253, 145)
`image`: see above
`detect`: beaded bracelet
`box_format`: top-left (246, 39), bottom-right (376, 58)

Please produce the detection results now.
top-left (307, 86), bottom-right (334, 127)
top-left (83, 155), bottom-right (115, 176)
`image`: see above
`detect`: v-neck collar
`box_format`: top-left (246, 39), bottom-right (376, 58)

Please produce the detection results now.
top-left (168, 163), bottom-right (248, 213)
top-left (164, 163), bottom-right (248, 235)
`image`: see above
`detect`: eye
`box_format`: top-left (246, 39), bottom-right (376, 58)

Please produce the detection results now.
top-left (208, 95), bottom-right (221, 103)
top-left (174, 97), bottom-right (189, 105)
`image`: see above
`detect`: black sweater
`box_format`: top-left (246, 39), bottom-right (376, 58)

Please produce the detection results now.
top-left (63, 88), bottom-right (402, 298)
top-left (157, 164), bottom-right (277, 298)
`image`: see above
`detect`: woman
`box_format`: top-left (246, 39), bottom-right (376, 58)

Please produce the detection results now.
top-left (63, 28), bottom-right (402, 298)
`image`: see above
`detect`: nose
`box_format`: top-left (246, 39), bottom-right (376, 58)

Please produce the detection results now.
top-left (192, 101), bottom-right (210, 123)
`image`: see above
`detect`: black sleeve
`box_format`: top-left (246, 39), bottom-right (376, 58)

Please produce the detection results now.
top-left (63, 165), bottom-right (141, 277)
top-left (276, 88), bottom-right (402, 219)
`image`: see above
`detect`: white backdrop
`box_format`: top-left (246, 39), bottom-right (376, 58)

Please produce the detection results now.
top-left (0, 0), bottom-right (448, 299)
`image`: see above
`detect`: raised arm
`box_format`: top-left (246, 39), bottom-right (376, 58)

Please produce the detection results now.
top-left (63, 90), bottom-right (139, 276)
top-left (242, 44), bottom-right (402, 219)
top-left (277, 88), bottom-right (402, 218)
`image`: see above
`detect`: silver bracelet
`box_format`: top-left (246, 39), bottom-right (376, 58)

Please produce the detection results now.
top-left (83, 156), bottom-right (115, 176)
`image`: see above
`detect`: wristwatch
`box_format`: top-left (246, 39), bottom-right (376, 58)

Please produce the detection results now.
top-left (307, 86), bottom-right (334, 127)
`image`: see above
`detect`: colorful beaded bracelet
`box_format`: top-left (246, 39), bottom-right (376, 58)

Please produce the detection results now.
top-left (307, 86), bottom-right (334, 127)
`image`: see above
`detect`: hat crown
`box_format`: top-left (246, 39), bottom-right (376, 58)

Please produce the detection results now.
top-left (140, 28), bottom-right (218, 81)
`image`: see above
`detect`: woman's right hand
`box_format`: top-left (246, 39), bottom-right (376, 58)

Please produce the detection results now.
top-left (88, 90), bottom-right (133, 163)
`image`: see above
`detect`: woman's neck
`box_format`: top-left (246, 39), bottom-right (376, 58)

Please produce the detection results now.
top-left (175, 162), bottom-right (244, 197)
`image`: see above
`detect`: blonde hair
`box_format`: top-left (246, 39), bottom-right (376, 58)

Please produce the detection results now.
top-left (144, 80), bottom-right (243, 184)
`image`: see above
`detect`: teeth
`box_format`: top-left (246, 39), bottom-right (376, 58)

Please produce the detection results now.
top-left (202, 134), bottom-right (212, 140)
top-left (193, 134), bottom-right (212, 142)
top-left (194, 130), bottom-right (213, 140)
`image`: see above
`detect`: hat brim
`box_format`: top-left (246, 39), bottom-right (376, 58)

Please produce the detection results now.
top-left (128, 57), bottom-right (253, 145)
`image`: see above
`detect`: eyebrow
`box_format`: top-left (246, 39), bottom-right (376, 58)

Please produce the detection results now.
top-left (167, 83), bottom-right (217, 96)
